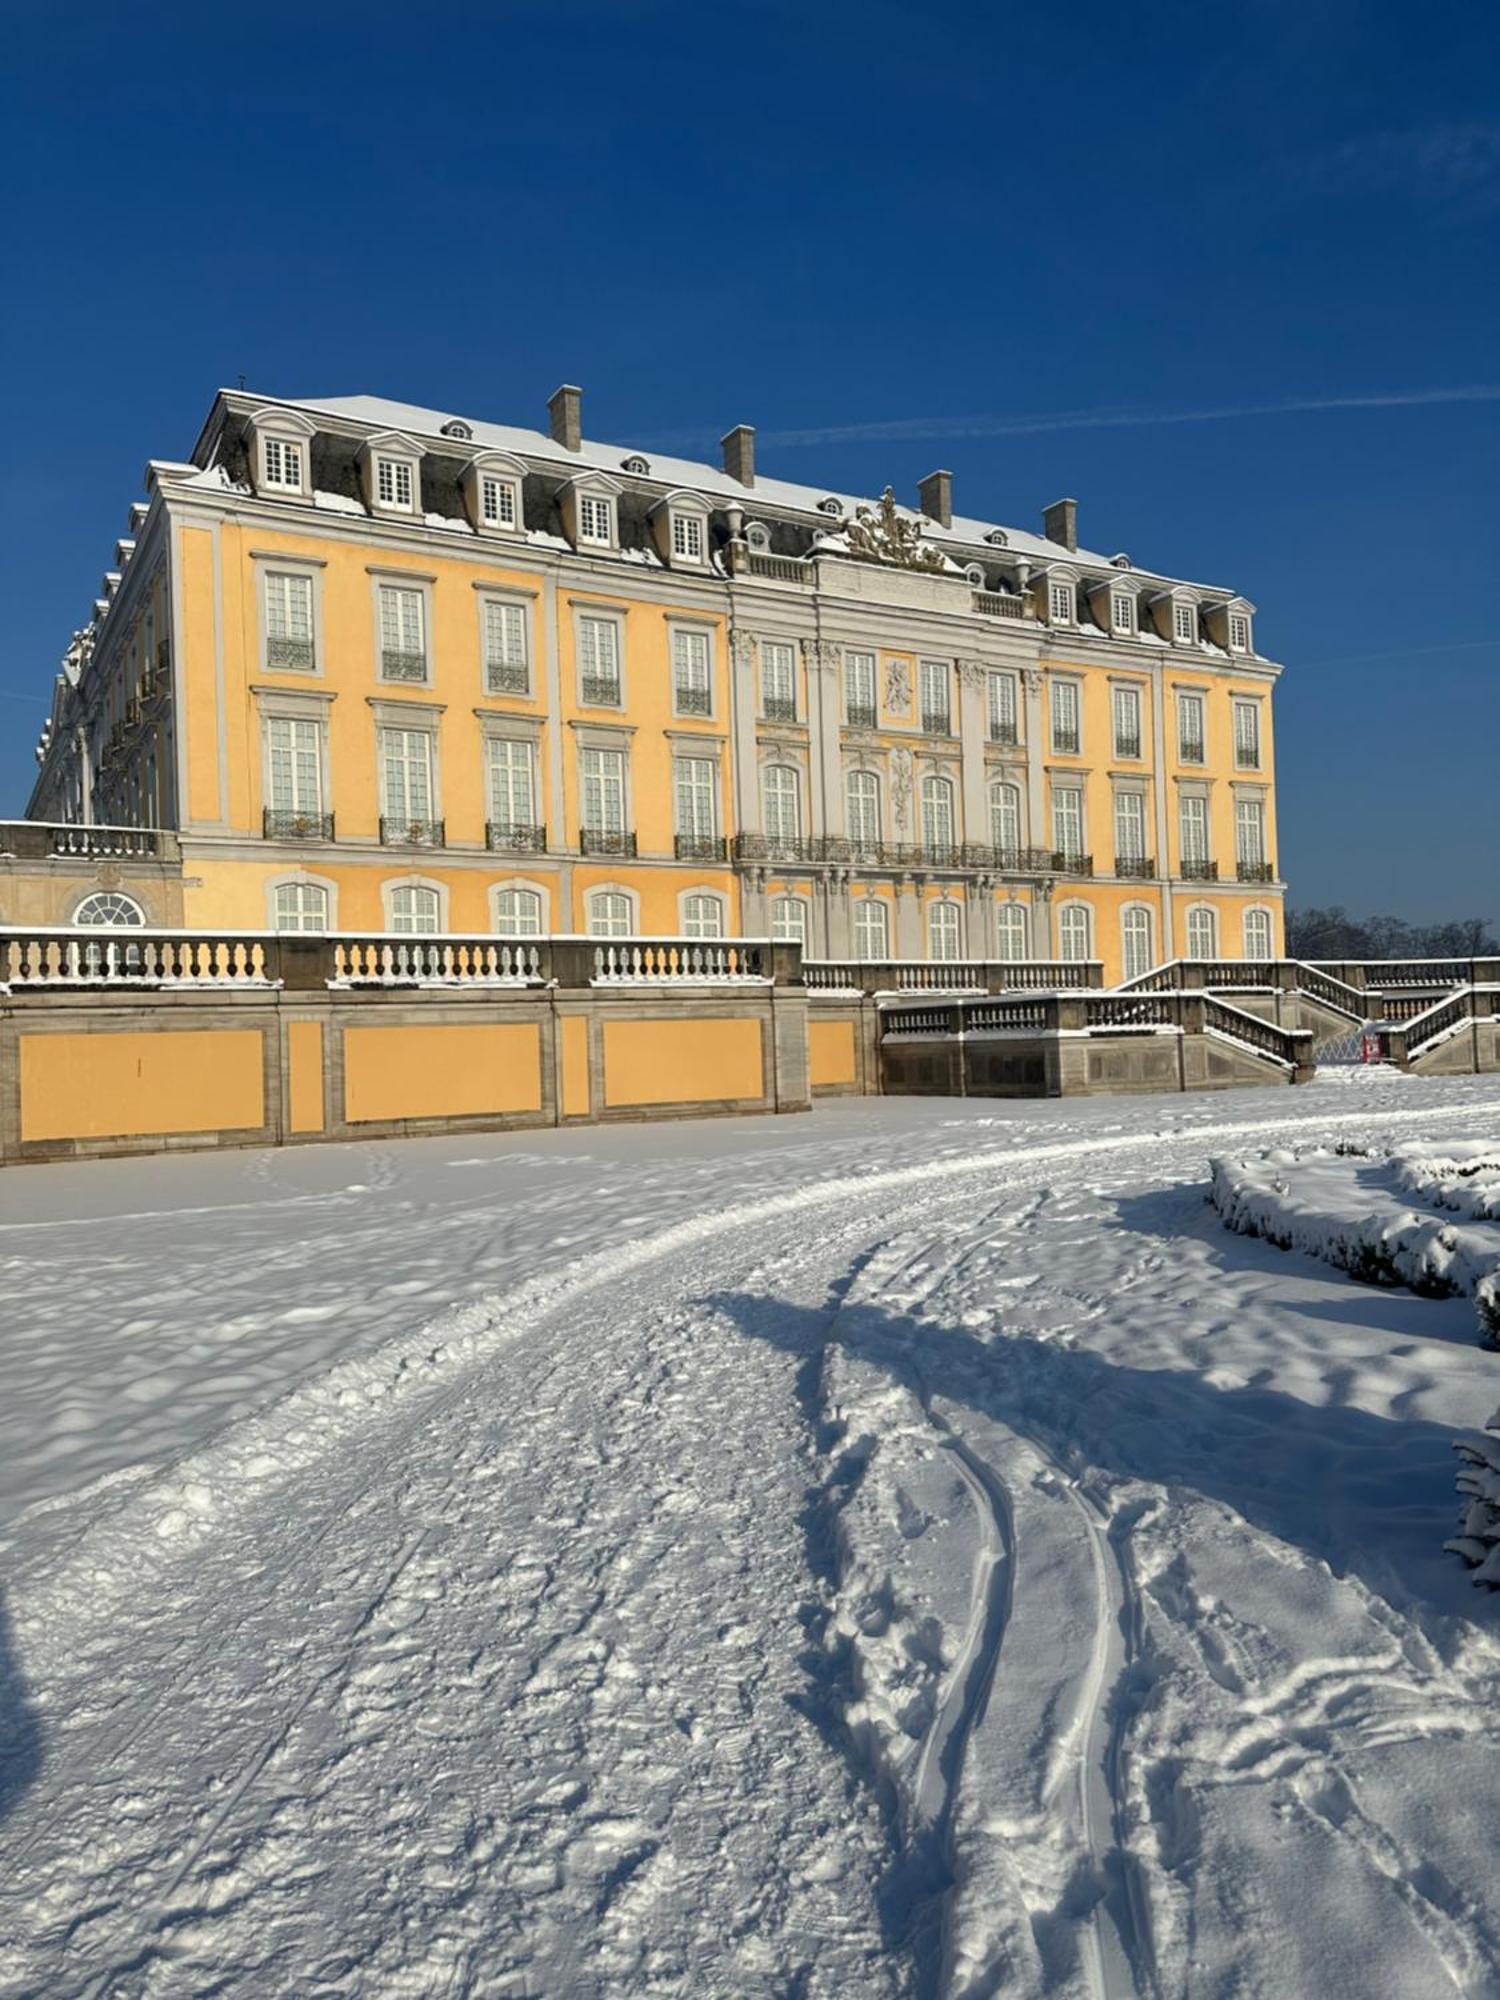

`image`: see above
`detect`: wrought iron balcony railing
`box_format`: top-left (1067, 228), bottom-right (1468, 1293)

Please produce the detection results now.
top-left (921, 709), bottom-right (954, 737)
top-left (1115, 855), bottom-right (1155, 879)
top-left (485, 662), bottom-right (530, 696)
top-left (1179, 739), bottom-right (1206, 765)
top-left (674, 685), bottom-right (712, 717)
top-left (1181, 857), bottom-right (1218, 881)
top-left (1113, 735), bottom-right (1142, 760)
top-left (264, 808), bottom-right (334, 841)
top-left (1051, 731), bottom-right (1081, 756)
top-left (1237, 859), bottom-right (1275, 883)
top-left (674, 833), bottom-right (727, 861)
top-left (580, 827), bottom-right (637, 857)
top-left (580, 675), bottom-right (622, 707)
top-left (1051, 850), bottom-right (1094, 876)
top-left (267, 636), bottom-right (316, 672)
top-left (733, 832), bottom-right (815, 865)
top-left (988, 722), bottom-right (1019, 746)
top-left (762, 696), bottom-right (798, 723)
top-left (486, 821), bottom-right (546, 852)
top-left (381, 649), bottom-right (428, 683)
top-left (844, 702), bottom-right (877, 729)
top-left (380, 816), bottom-right (445, 847)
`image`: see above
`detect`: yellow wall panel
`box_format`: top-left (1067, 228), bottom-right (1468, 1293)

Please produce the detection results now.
top-left (20, 1029), bottom-right (265, 1142)
top-left (180, 526), bottom-right (221, 823)
top-left (603, 1017), bottom-right (763, 1107)
top-left (809, 1019), bottom-right (857, 1088)
top-left (287, 1019), bottom-right (325, 1133)
top-left (343, 1022), bottom-right (542, 1123)
top-left (560, 1014), bottom-right (591, 1118)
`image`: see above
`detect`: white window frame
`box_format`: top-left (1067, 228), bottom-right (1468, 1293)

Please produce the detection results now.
top-left (670, 624), bottom-right (714, 717)
top-left (486, 736), bottom-right (539, 835)
top-left (673, 755), bottom-right (719, 840)
top-left (1057, 901), bottom-right (1092, 963)
top-left (1048, 579), bottom-right (1075, 626)
top-left (1052, 785), bottom-right (1085, 861)
top-left (1121, 904), bottom-right (1154, 982)
top-left (385, 880), bottom-right (445, 934)
top-left (853, 896), bottom-right (891, 962)
top-left (1243, 906), bottom-right (1275, 959)
top-left (264, 713), bottom-right (326, 819)
top-left (1179, 793), bottom-right (1210, 866)
top-left (575, 606), bottom-right (625, 706)
top-left (479, 592), bottom-right (532, 697)
top-left (377, 457), bottom-right (413, 510)
top-left (989, 779), bottom-right (1022, 859)
top-left (987, 671), bottom-right (1019, 744)
top-left (1113, 789), bottom-right (1146, 862)
top-left (679, 891), bottom-right (726, 939)
top-left (762, 763), bottom-right (802, 843)
top-left (1233, 699), bottom-right (1261, 769)
top-left (1172, 598), bottom-right (1197, 645)
top-left (363, 435), bottom-right (424, 518)
top-left (1185, 904), bottom-right (1219, 960)
top-left (259, 561), bottom-right (321, 675)
top-left (493, 883), bottom-right (547, 937)
top-left (761, 639), bottom-right (796, 719)
top-left (844, 649), bottom-right (877, 724)
top-left (1229, 610), bottom-right (1252, 653)
top-left (918, 658), bottom-right (952, 734)
top-left (251, 411), bottom-right (314, 501)
top-left (579, 744), bottom-right (629, 838)
top-left (920, 773), bottom-right (956, 852)
top-left (272, 878), bottom-right (332, 933)
top-left (770, 895), bottom-right (808, 945)
top-left (671, 510), bottom-right (706, 563)
top-left (1235, 796), bottom-right (1267, 867)
top-left (995, 900), bottom-right (1029, 962)
top-left (587, 887), bottom-right (637, 938)
top-left (846, 768), bottom-right (882, 848)
top-left (375, 578), bottom-right (430, 684)
top-left (1050, 678), bottom-right (1082, 755)
top-left (1111, 683), bottom-right (1142, 758)
top-left (928, 899), bottom-right (964, 962)
top-left (481, 473), bottom-right (520, 531)
top-left (379, 724), bottom-right (437, 826)
top-left (262, 436), bottom-right (303, 493)
top-left (578, 492), bottom-right (616, 547)
top-left (1176, 690), bottom-right (1206, 763)
top-left (1111, 592), bottom-right (1136, 636)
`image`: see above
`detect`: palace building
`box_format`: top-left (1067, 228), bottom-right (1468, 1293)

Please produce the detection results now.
top-left (23, 384), bottom-right (1283, 984)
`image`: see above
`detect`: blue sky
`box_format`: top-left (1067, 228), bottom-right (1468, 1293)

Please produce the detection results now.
top-left (2, 0), bottom-right (1495, 918)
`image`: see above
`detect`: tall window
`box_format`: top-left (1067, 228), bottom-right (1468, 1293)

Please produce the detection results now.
top-left (486, 738), bottom-right (536, 833)
top-left (1179, 795), bottom-right (1210, 868)
top-left (263, 437), bottom-right (302, 491)
top-left (495, 887), bottom-right (543, 936)
top-left (844, 650), bottom-right (877, 726)
top-left (846, 769), bottom-right (881, 848)
top-left (483, 600), bottom-right (529, 694)
top-left (578, 493), bottom-right (614, 545)
top-left (995, 902), bottom-right (1028, 962)
top-left (1121, 905), bottom-right (1154, 982)
top-left (1058, 903), bottom-right (1092, 962)
top-left (674, 756), bottom-right (717, 839)
top-left (989, 780), bottom-right (1022, 860)
top-left (1229, 611), bottom-right (1252, 651)
top-left (987, 671), bottom-right (1018, 744)
top-left (1235, 797), bottom-right (1266, 868)
top-left (1111, 593), bottom-right (1137, 636)
top-left (672, 629), bottom-right (712, 715)
top-left (1050, 679), bottom-right (1081, 754)
top-left (1049, 580), bottom-right (1074, 624)
top-left (1186, 906), bottom-right (1218, 959)
top-left (920, 774), bottom-right (956, 854)
top-left (1233, 700), bottom-right (1261, 768)
top-left (1173, 600), bottom-right (1196, 644)
top-left (761, 641), bottom-right (796, 719)
top-left (1052, 786), bottom-right (1084, 861)
top-left (928, 900), bottom-right (963, 961)
top-left (378, 585), bottom-right (426, 682)
top-left (390, 884), bottom-right (440, 934)
top-left (1244, 907), bottom-right (1274, 959)
top-left (274, 881), bottom-right (329, 933)
top-left (1114, 790), bottom-right (1146, 863)
top-left (771, 896), bottom-right (808, 945)
top-left (1177, 691), bottom-right (1206, 762)
top-left (480, 474), bottom-right (518, 529)
top-left (265, 571), bottom-right (315, 671)
top-left (578, 616), bottom-right (621, 703)
top-left (682, 894), bottom-right (724, 939)
top-left (853, 898), bottom-right (890, 961)
top-left (919, 659), bottom-right (951, 733)
top-left (376, 457), bottom-right (414, 509)
top-left (588, 890), bottom-right (633, 937)
top-left (267, 716), bottom-right (323, 816)
top-left (1112, 684), bottom-right (1142, 758)
top-left (580, 746), bottom-right (627, 833)
top-left (763, 764), bottom-right (801, 844)
top-left (380, 728), bottom-right (434, 823)
top-left (671, 512), bottom-right (705, 561)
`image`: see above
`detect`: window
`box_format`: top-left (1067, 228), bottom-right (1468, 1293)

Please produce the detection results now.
top-left (1179, 795), bottom-right (1210, 868)
top-left (929, 900), bottom-right (963, 961)
top-left (486, 738), bottom-right (537, 834)
top-left (763, 764), bottom-right (801, 844)
top-left (480, 475), bottom-right (518, 529)
top-left (378, 585), bottom-right (427, 682)
top-left (674, 756), bottom-right (718, 839)
top-left (390, 884), bottom-right (440, 934)
top-left (1058, 903), bottom-right (1092, 962)
top-left (987, 671), bottom-right (1018, 744)
top-left (380, 728), bottom-right (434, 823)
top-left (581, 746), bottom-right (627, 834)
top-left (672, 628), bottom-right (712, 715)
top-left (1052, 786), bottom-right (1084, 861)
top-left (1050, 680), bottom-right (1081, 755)
top-left (671, 512), bottom-right (705, 561)
top-left (1112, 684), bottom-right (1142, 759)
top-left (995, 902), bottom-right (1029, 962)
top-left (74, 891), bottom-right (144, 926)
top-left (1186, 905), bottom-right (1218, 959)
top-left (1049, 580), bottom-right (1074, 624)
top-left (1121, 905), bottom-right (1154, 982)
top-left (844, 650), bottom-right (877, 727)
top-left (920, 774), bottom-right (956, 855)
top-left (771, 896), bottom-right (808, 945)
top-left (1229, 611), bottom-right (1252, 652)
top-left (1235, 797), bottom-right (1266, 867)
top-left (853, 898), bottom-right (890, 961)
top-left (376, 457), bottom-right (414, 510)
top-left (745, 521), bottom-right (772, 554)
top-left (989, 780), bottom-right (1022, 859)
top-left (263, 437), bottom-right (302, 492)
top-left (1114, 790), bottom-right (1146, 862)
top-left (1173, 600), bottom-right (1196, 644)
top-left (919, 659), bottom-right (951, 734)
top-left (265, 571), bottom-right (315, 672)
top-left (274, 881), bottom-right (329, 932)
top-left (682, 893), bottom-right (724, 939)
top-left (495, 886), bottom-right (544, 937)
top-left (483, 599), bottom-right (529, 695)
top-left (846, 769), bottom-right (881, 848)
top-left (761, 640), bottom-right (796, 719)
top-left (579, 615), bottom-right (621, 704)
top-left (579, 493), bottom-right (614, 545)
top-left (1177, 691), bottom-right (1205, 762)
top-left (588, 890), bottom-right (633, 937)
top-left (1244, 907), bottom-right (1274, 959)
top-left (1233, 700), bottom-right (1261, 768)
top-left (1111, 593), bottom-right (1136, 636)
top-left (267, 716), bottom-right (324, 818)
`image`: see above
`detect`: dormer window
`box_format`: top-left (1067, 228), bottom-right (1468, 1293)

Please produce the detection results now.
top-left (359, 432), bottom-right (423, 518)
top-left (985, 528), bottom-right (1008, 547)
top-left (1229, 611), bottom-right (1252, 652)
top-left (964, 563), bottom-right (985, 588)
top-left (1111, 592), bottom-right (1136, 636)
top-left (560, 472), bottom-right (622, 554)
top-left (745, 521), bottom-right (771, 554)
top-left (378, 458), bottom-right (413, 508)
top-left (441, 419), bottom-right (473, 440)
top-left (248, 408), bottom-right (316, 501)
top-left (1173, 600), bottom-right (1196, 644)
top-left (264, 437), bottom-right (303, 491)
top-left (580, 493), bottom-right (614, 544)
top-left (1049, 580), bottom-right (1074, 625)
top-left (622, 455), bottom-right (650, 474)
top-left (671, 511), bottom-right (704, 561)
top-left (481, 474), bottom-right (518, 529)
top-left (817, 497), bottom-right (842, 516)
top-left (463, 452), bottom-right (525, 537)
top-left (650, 490), bottom-right (710, 568)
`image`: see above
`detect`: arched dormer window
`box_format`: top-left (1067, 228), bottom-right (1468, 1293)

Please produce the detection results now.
top-left (560, 471), bottom-right (621, 552)
top-left (463, 452), bottom-right (526, 535)
top-left (247, 407), bottom-right (316, 501)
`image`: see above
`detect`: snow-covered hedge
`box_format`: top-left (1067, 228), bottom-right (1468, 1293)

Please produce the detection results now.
top-left (1449, 1409), bottom-right (1500, 1589)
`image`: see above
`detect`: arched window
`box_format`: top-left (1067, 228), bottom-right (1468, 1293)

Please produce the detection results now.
top-left (389, 884), bottom-right (441, 934)
top-left (1121, 904), bottom-right (1154, 982)
top-left (588, 890), bottom-right (634, 938)
top-left (920, 774), bottom-right (956, 856)
top-left (73, 892), bottom-right (144, 926)
top-left (495, 887), bottom-right (544, 936)
top-left (1186, 905), bottom-right (1218, 960)
top-left (846, 769), bottom-right (881, 849)
top-left (1057, 902), bottom-right (1092, 962)
top-left (682, 893), bottom-right (724, 939)
top-left (928, 900), bottom-right (963, 962)
top-left (763, 764), bottom-right (801, 844)
top-left (995, 902), bottom-right (1029, 962)
top-left (853, 898), bottom-right (890, 962)
top-left (1243, 907), bottom-right (1274, 960)
top-left (770, 896), bottom-right (808, 945)
top-left (274, 881), bottom-right (329, 933)
top-left (989, 780), bottom-right (1022, 862)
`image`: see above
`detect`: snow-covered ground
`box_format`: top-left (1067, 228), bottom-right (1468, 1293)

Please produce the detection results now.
top-left (4, 1072), bottom-right (1500, 1997)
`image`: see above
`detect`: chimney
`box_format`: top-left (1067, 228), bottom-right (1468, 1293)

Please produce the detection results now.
top-left (548, 383), bottom-right (582, 452)
top-left (918, 469), bottom-right (952, 528)
top-left (1043, 497), bottom-right (1078, 552)
top-left (721, 424), bottom-right (756, 487)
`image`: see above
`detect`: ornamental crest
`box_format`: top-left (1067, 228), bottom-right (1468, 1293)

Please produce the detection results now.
top-left (884, 657), bottom-right (911, 713)
top-left (844, 487), bottom-right (947, 572)
top-left (890, 748), bottom-right (914, 830)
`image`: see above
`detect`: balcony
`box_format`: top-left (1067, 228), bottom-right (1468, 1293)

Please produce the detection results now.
top-left (1113, 736), bottom-right (1142, 761)
top-left (674, 685), bottom-right (712, 717)
top-left (743, 550), bottom-right (811, 584)
top-left (1179, 740), bottom-right (1205, 765)
top-left (581, 675), bottom-right (622, 707)
top-left (264, 808), bottom-right (334, 841)
top-left (380, 649), bottom-right (428, 684)
top-left (973, 589), bottom-right (1025, 621)
top-left (674, 833), bottom-right (727, 862)
top-left (486, 821), bottom-right (546, 852)
top-left (1051, 850), bottom-right (1094, 876)
top-left (1051, 731), bottom-right (1081, 756)
top-left (1115, 855), bottom-right (1155, 879)
top-left (0, 822), bottom-right (176, 862)
top-left (1181, 858), bottom-right (1218, 881)
top-left (485, 662), bottom-right (530, 696)
top-left (988, 722), bottom-right (1019, 747)
top-left (921, 709), bottom-right (954, 737)
top-left (844, 702), bottom-right (877, 729)
top-left (380, 816), bottom-right (445, 847)
top-left (580, 827), bottom-right (637, 857)
top-left (733, 832), bottom-right (815, 865)
top-left (1237, 859), bottom-right (1275, 883)
top-left (267, 636), bottom-right (316, 673)
top-left (762, 696), bottom-right (798, 723)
